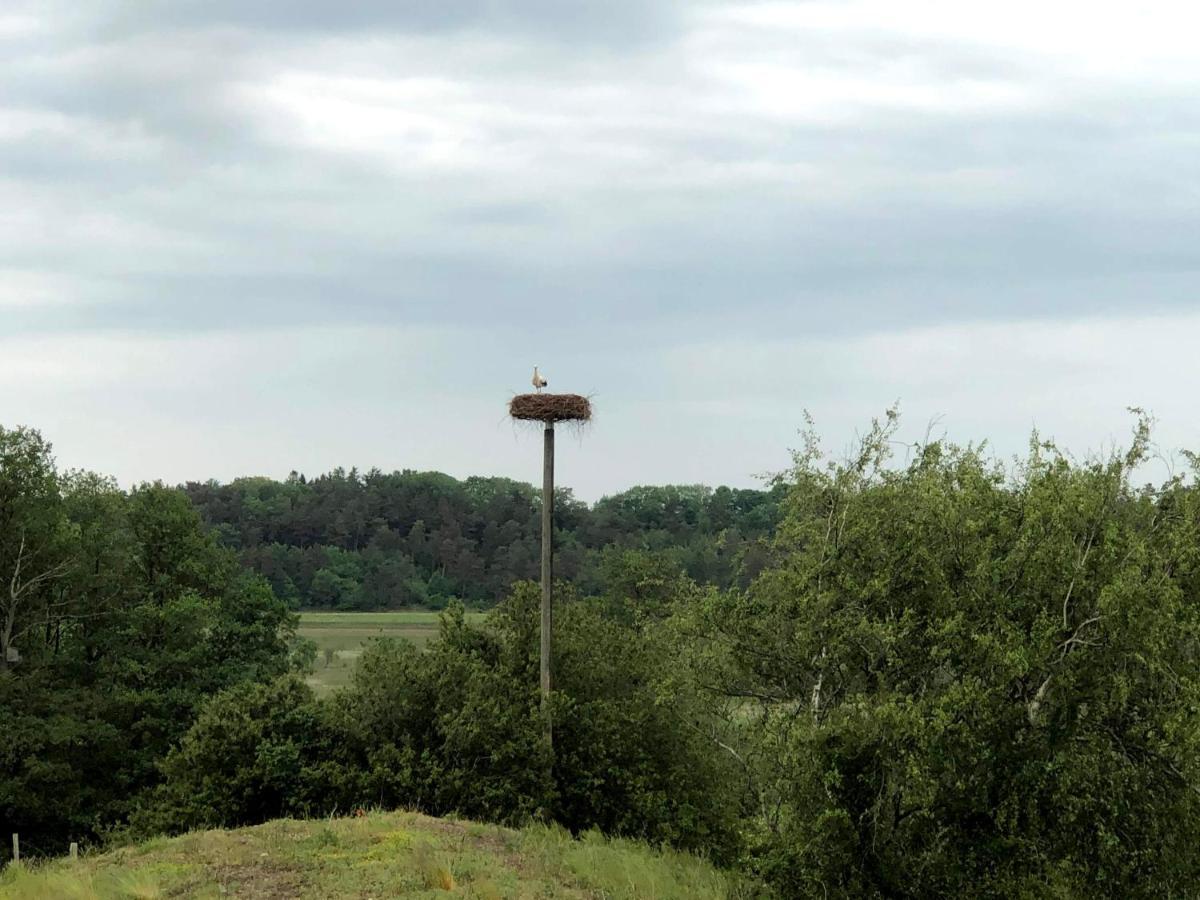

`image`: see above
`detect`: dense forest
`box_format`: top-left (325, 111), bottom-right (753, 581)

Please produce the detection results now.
top-left (183, 471), bottom-right (783, 609)
top-left (7, 413), bottom-right (1200, 897)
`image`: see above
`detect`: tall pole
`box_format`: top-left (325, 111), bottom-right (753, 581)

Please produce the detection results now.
top-left (541, 420), bottom-right (554, 746)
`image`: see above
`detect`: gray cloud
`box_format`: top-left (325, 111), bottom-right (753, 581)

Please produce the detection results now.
top-left (2, 1), bottom-right (1199, 493)
top-left (72, 0), bottom-right (708, 50)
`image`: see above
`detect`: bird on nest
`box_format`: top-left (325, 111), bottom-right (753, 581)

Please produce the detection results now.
top-left (531, 366), bottom-right (548, 392)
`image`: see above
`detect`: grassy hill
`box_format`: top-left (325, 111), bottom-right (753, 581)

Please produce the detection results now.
top-left (0, 810), bottom-right (737, 899)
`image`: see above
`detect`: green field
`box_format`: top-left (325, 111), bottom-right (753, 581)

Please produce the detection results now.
top-left (299, 610), bottom-right (486, 694)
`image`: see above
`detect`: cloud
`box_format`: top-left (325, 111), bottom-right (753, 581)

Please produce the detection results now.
top-left (93, 0), bottom-right (701, 47)
top-left (2, 311), bottom-right (1197, 500)
top-left (1, 1), bottom-right (1198, 490)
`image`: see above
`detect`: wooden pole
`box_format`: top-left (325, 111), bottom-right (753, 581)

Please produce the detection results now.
top-left (11, 833), bottom-right (17, 865)
top-left (540, 420), bottom-right (554, 746)
top-left (70, 842), bottom-right (78, 861)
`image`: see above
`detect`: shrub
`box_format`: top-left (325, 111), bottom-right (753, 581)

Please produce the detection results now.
top-left (681, 412), bottom-right (1200, 896)
top-left (147, 593), bottom-right (742, 863)
top-left (136, 676), bottom-right (352, 833)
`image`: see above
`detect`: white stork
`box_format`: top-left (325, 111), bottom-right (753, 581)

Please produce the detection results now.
top-left (531, 366), bottom-right (548, 392)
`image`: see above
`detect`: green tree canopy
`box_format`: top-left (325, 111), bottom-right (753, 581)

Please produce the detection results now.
top-left (678, 411), bottom-right (1200, 896)
top-left (184, 470), bottom-right (782, 610)
top-left (0, 425), bottom-right (299, 858)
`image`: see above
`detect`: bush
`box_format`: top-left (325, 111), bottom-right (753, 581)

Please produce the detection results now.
top-left (137, 676), bottom-right (353, 833)
top-left (549, 595), bottom-right (742, 860)
top-left (681, 412), bottom-right (1200, 896)
top-left (147, 593), bottom-right (742, 863)
top-left (331, 605), bottom-right (554, 823)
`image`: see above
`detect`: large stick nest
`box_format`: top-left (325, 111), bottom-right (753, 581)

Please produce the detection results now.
top-left (509, 393), bottom-right (592, 423)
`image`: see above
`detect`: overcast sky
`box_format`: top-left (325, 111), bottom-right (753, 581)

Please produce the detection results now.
top-left (2, 1), bottom-right (1198, 500)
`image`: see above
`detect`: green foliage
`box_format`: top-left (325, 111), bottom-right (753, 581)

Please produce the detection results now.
top-left (136, 676), bottom-right (346, 833)
top-left (12, 411), bottom-right (1200, 898)
top-left (0, 425), bottom-right (299, 859)
top-left (546, 589), bottom-right (743, 859)
top-left (678, 410), bottom-right (1200, 896)
top-left (331, 602), bottom-right (554, 824)
top-left (147, 589), bottom-right (743, 862)
top-left (0, 426), bottom-right (71, 673)
top-left (184, 470), bottom-right (782, 610)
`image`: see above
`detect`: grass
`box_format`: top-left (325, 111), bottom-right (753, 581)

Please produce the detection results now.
top-left (299, 611), bottom-right (486, 695)
top-left (0, 811), bottom-right (738, 899)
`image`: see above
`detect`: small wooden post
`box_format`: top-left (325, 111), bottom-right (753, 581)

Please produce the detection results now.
top-left (540, 421), bottom-right (555, 746)
top-left (11, 833), bottom-right (17, 865)
top-left (70, 842), bottom-right (78, 861)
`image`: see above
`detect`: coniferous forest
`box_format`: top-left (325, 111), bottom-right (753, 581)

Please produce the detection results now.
top-left (6, 413), bottom-right (1200, 897)
top-left (183, 473), bottom-right (783, 610)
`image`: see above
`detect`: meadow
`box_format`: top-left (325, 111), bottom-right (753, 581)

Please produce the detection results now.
top-left (299, 610), bottom-right (486, 693)
top-left (0, 809), bottom-right (734, 899)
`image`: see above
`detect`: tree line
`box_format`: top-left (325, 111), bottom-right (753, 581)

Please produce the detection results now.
top-left (182, 470), bottom-right (782, 609)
